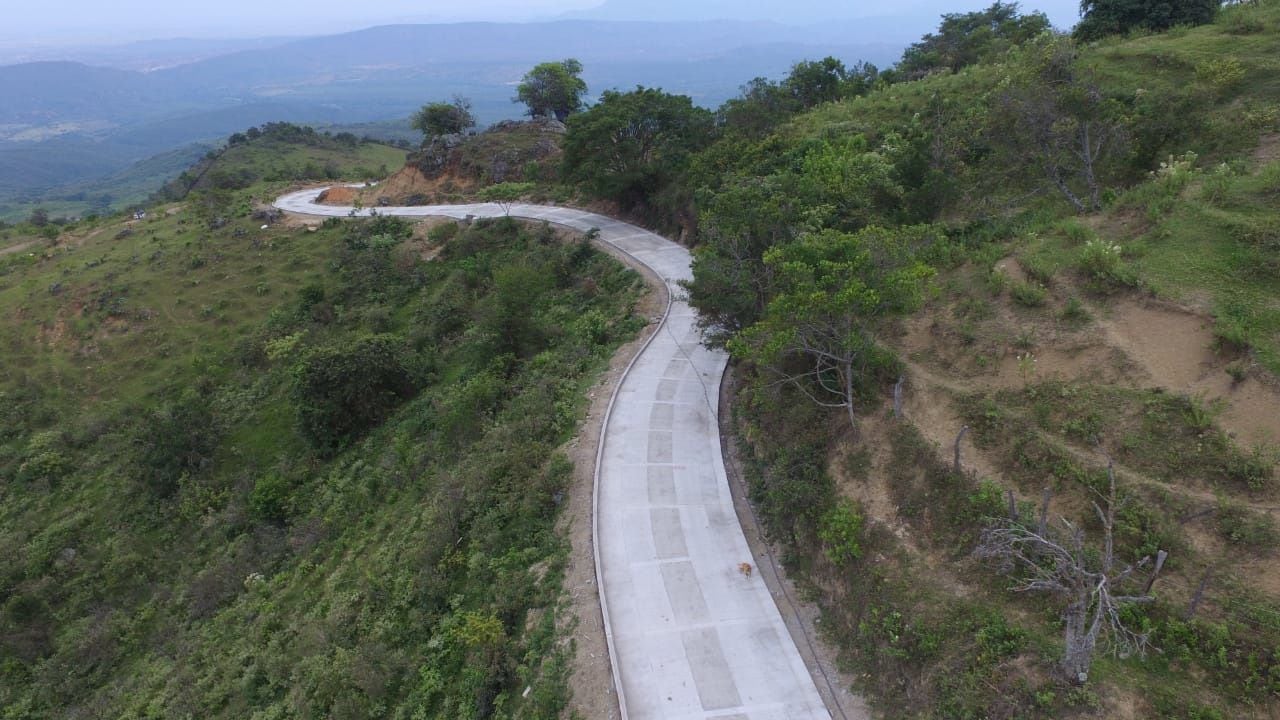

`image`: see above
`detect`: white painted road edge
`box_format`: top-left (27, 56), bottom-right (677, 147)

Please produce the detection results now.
top-left (274, 189), bottom-right (832, 720)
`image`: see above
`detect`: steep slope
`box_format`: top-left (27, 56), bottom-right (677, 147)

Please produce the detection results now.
top-left (0, 140), bottom-right (647, 716)
top-left (655, 1), bottom-right (1280, 717)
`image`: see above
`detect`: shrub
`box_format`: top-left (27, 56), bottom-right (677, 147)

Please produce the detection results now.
top-left (818, 501), bottom-right (864, 565)
top-left (136, 391), bottom-right (219, 497)
top-left (477, 182), bottom-right (536, 202)
top-left (984, 267), bottom-right (1009, 296)
top-left (427, 222), bottom-right (460, 243)
top-left (1222, 6), bottom-right (1266, 34)
top-left (966, 478), bottom-right (1006, 520)
top-left (1199, 162), bottom-right (1236, 205)
top-left (1077, 238), bottom-right (1139, 292)
top-left (17, 431), bottom-right (70, 483)
top-left (1216, 497), bottom-right (1278, 546)
top-left (1056, 218), bottom-right (1096, 245)
top-left (1226, 447), bottom-right (1275, 491)
top-left (1212, 315), bottom-right (1254, 355)
top-left (1195, 58), bottom-right (1246, 95)
top-left (1010, 280), bottom-right (1047, 307)
top-left (1061, 296), bottom-right (1092, 325)
top-left (292, 334), bottom-right (420, 453)
top-left (249, 472), bottom-right (294, 523)
top-left (1021, 255), bottom-right (1055, 285)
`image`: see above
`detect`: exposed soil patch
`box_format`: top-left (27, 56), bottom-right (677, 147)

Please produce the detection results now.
top-left (900, 381), bottom-right (1001, 484)
top-left (1253, 132), bottom-right (1280, 168)
top-left (1098, 299), bottom-right (1216, 389)
top-left (316, 186), bottom-right (358, 206)
top-left (0, 239), bottom-right (37, 257)
top-left (903, 285), bottom-right (1280, 449)
top-left (1097, 298), bottom-right (1280, 447)
top-left (994, 256), bottom-right (1028, 284)
top-left (360, 165), bottom-right (479, 206)
top-left (1214, 376), bottom-right (1280, 447)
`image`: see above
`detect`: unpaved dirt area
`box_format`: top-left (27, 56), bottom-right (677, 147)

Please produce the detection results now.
top-left (0, 239), bottom-right (37, 256)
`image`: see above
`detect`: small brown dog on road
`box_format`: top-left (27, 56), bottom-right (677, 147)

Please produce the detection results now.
top-left (738, 562), bottom-right (753, 578)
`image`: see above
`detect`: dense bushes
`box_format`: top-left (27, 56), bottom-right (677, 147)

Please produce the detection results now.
top-left (292, 334), bottom-right (420, 453)
top-left (0, 214), bottom-right (644, 717)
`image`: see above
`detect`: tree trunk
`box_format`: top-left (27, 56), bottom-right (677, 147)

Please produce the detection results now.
top-left (1061, 597), bottom-right (1096, 684)
top-left (1079, 121), bottom-right (1102, 212)
top-left (844, 360), bottom-right (858, 439)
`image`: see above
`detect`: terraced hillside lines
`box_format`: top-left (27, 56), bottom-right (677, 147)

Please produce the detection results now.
top-left (274, 188), bottom-right (832, 720)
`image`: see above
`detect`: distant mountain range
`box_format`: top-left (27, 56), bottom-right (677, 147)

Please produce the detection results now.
top-left (0, 18), bottom-right (908, 214)
top-left (0, 36), bottom-right (301, 71)
top-left (568, 0), bottom-right (1081, 28)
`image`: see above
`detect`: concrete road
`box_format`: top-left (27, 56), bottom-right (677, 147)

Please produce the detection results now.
top-left (275, 189), bottom-right (833, 720)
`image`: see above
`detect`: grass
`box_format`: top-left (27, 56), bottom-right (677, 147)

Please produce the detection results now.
top-left (1129, 169), bottom-right (1280, 372)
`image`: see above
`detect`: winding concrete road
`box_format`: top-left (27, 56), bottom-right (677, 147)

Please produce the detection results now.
top-left (275, 189), bottom-right (832, 720)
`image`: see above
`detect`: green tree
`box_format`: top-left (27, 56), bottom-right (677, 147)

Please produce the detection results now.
top-left (1075, 0), bottom-right (1219, 40)
top-left (687, 176), bottom-right (800, 340)
top-left (728, 226), bottom-right (935, 433)
top-left (783, 57), bottom-right (851, 109)
top-left (717, 60), bottom-right (879, 138)
top-left (562, 87), bottom-right (714, 209)
top-left (898, 2), bottom-right (1051, 78)
top-left (717, 77), bottom-right (794, 137)
top-left (515, 59), bottom-right (588, 122)
top-left (992, 35), bottom-right (1129, 212)
top-left (136, 390), bottom-right (219, 497)
top-left (412, 96), bottom-right (476, 140)
top-left (795, 134), bottom-right (904, 230)
top-left (292, 334), bottom-right (420, 453)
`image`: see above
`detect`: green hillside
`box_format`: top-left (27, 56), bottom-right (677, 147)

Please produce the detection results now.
top-left (0, 135), bottom-right (645, 715)
top-left (679, 3), bottom-right (1280, 718)
top-left (4, 1), bottom-right (1280, 718)
top-left (0, 123), bottom-right (408, 224)
top-left (535, 0), bottom-right (1280, 716)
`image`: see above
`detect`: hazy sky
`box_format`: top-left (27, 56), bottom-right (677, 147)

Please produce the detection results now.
top-left (1, 0), bottom-right (596, 41)
top-left (4, 0), bottom-right (1080, 43)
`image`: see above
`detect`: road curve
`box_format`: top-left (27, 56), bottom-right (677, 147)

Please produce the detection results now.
top-left (275, 189), bottom-right (832, 720)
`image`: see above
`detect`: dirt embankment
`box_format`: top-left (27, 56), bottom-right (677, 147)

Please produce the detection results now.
top-left (320, 119), bottom-right (566, 208)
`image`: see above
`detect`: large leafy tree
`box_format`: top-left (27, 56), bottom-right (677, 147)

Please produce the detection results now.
top-left (717, 58), bottom-right (879, 138)
top-left (795, 135), bottom-right (904, 230)
top-left (562, 87), bottom-right (714, 209)
top-left (687, 176), bottom-right (800, 340)
top-left (728, 226), bottom-right (936, 433)
top-left (1075, 0), bottom-right (1219, 40)
top-left (898, 2), bottom-right (1051, 78)
top-left (515, 59), bottom-right (588, 122)
top-left (412, 96), bottom-right (476, 140)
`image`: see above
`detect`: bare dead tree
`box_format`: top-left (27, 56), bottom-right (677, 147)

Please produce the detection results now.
top-left (974, 462), bottom-right (1165, 684)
